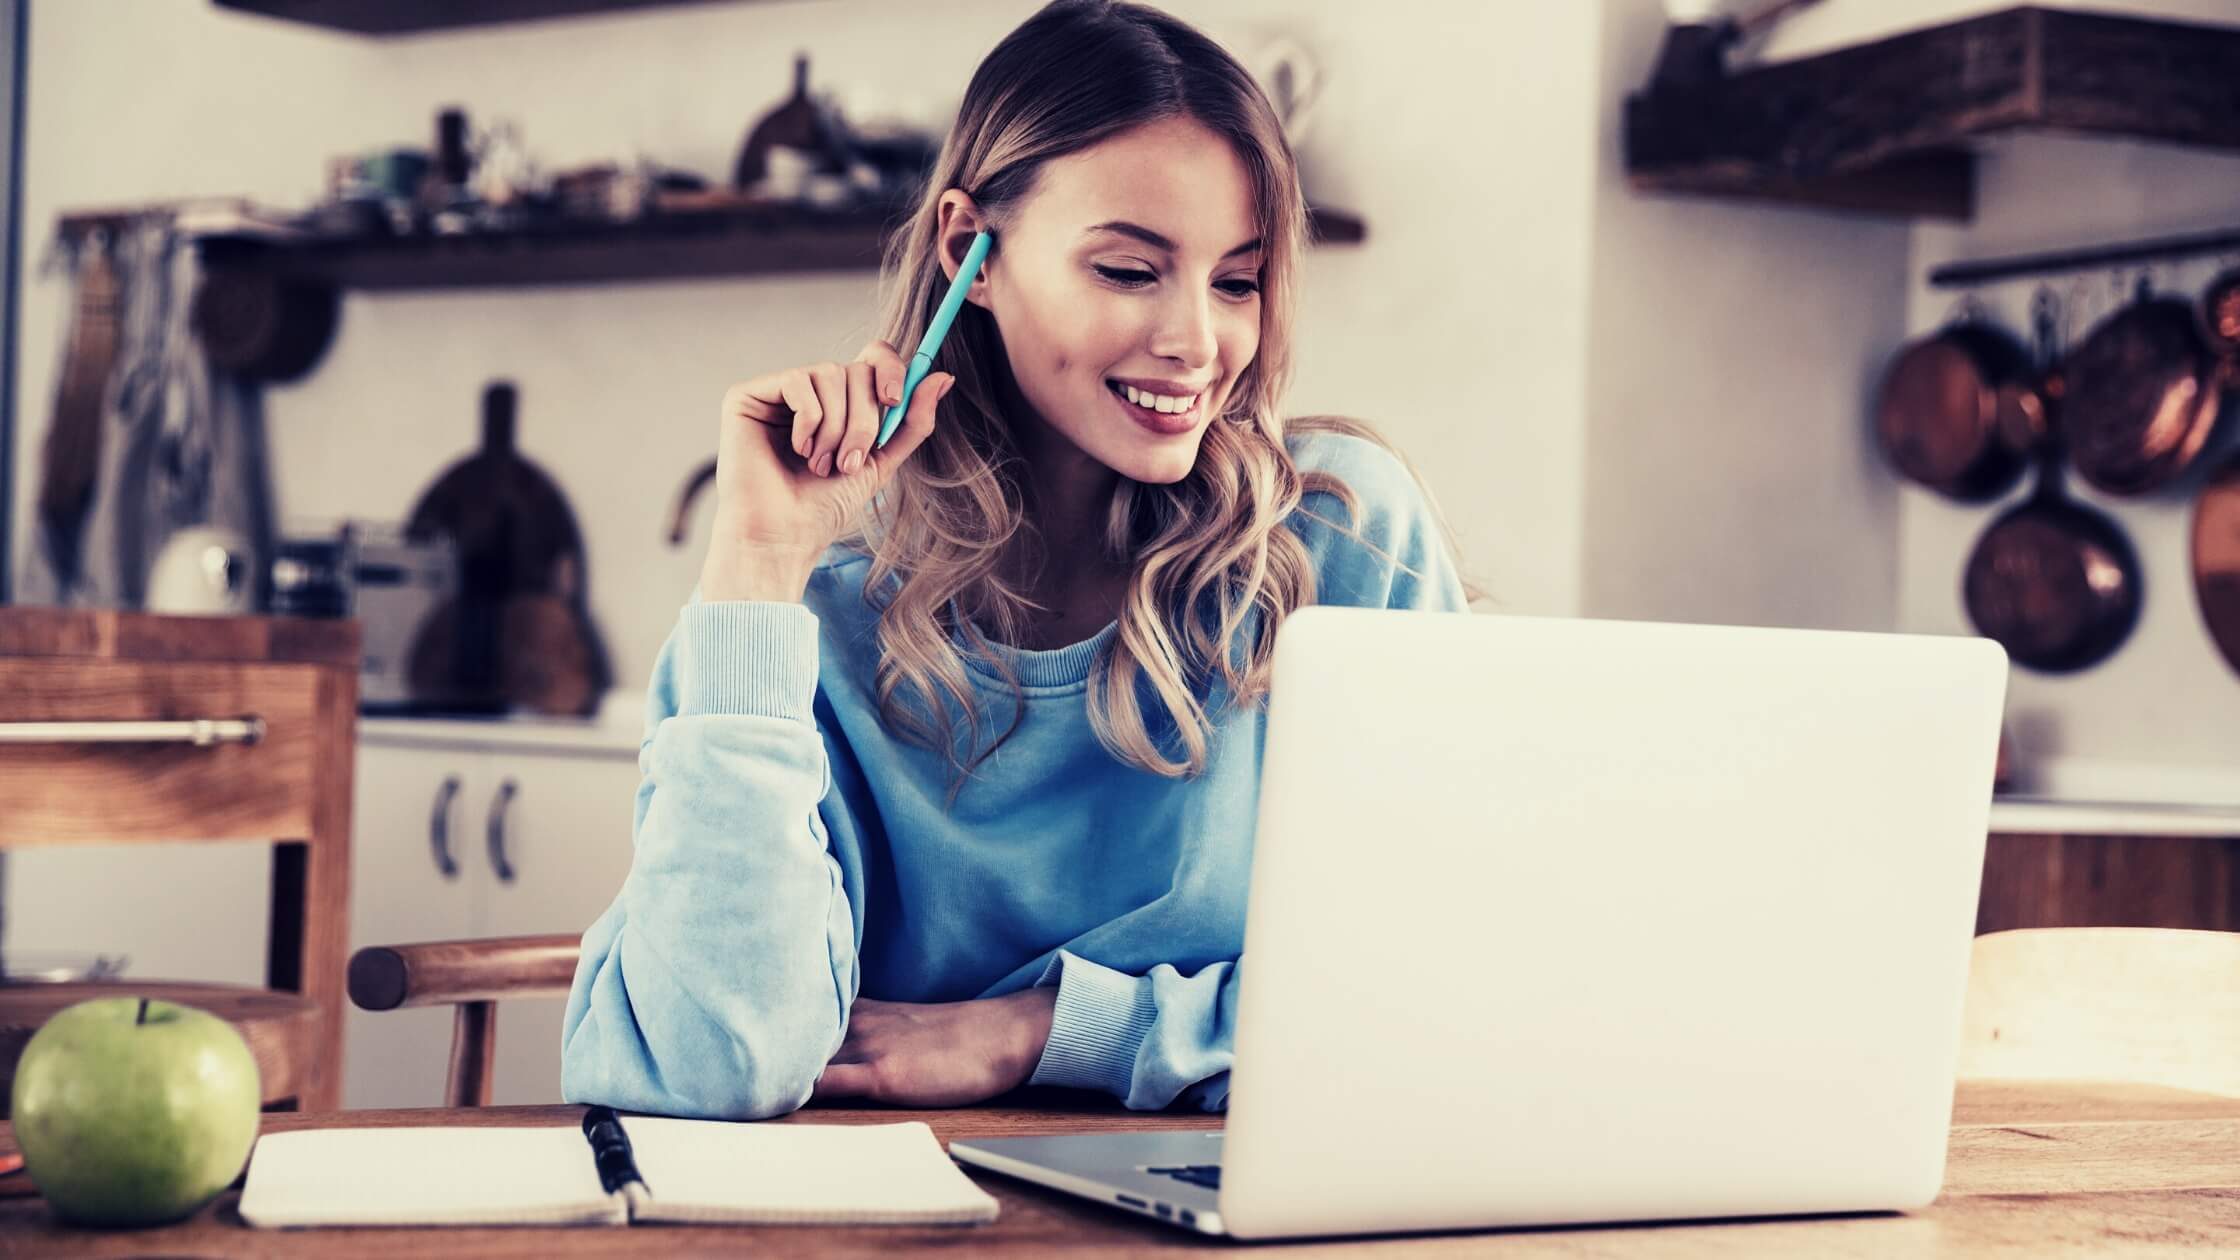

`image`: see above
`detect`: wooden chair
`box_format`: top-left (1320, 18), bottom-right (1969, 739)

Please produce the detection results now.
top-left (347, 934), bottom-right (581, 1106)
top-left (1959, 927), bottom-right (2240, 1097)
top-left (0, 607), bottom-right (361, 1112)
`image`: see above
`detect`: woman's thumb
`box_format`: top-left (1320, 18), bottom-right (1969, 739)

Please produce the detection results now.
top-left (871, 372), bottom-right (952, 471)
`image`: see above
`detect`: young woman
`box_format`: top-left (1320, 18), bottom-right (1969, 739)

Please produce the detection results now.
top-left (562, 0), bottom-right (1473, 1120)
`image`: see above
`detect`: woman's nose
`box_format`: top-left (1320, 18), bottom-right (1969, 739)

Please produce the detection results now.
top-left (1147, 289), bottom-right (1217, 369)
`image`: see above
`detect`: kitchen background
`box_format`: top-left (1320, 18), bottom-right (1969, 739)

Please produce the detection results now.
top-left (4, 0), bottom-right (2239, 1108)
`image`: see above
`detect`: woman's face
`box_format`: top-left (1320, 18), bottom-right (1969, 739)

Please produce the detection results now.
top-left (947, 116), bottom-right (1265, 488)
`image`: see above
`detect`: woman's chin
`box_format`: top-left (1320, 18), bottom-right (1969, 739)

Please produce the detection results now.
top-left (1112, 440), bottom-right (1204, 485)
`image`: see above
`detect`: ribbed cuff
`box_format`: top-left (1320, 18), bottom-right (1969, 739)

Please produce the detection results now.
top-left (1028, 951), bottom-right (1158, 1099)
top-left (675, 600), bottom-right (820, 722)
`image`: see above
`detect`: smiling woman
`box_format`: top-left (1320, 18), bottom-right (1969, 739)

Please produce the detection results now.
top-left (560, 0), bottom-right (1478, 1128)
top-left (861, 8), bottom-right (1452, 783)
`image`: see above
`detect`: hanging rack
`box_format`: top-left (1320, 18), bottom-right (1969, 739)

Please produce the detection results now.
top-left (1929, 224), bottom-right (2240, 289)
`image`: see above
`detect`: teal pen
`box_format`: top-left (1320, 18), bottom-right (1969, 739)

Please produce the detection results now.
top-left (876, 229), bottom-right (993, 449)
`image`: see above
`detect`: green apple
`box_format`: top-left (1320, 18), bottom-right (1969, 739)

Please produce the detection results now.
top-left (11, 997), bottom-right (261, 1227)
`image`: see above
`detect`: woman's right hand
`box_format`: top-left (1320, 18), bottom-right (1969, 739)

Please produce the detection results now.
top-left (698, 340), bottom-right (954, 603)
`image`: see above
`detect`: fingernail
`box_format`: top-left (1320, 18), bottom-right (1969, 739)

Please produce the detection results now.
top-left (795, 435), bottom-right (809, 457)
top-left (884, 384), bottom-right (900, 405)
top-left (841, 450), bottom-right (863, 474)
top-left (813, 452), bottom-right (833, 476)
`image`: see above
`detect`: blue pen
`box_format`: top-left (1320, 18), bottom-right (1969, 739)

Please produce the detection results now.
top-left (876, 229), bottom-right (993, 449)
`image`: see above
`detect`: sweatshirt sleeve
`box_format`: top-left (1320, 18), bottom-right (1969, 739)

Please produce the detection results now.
top-left (1026, 434), bottom-right (1469, 1112)
top-left (1028, 951), bottom-right (1241, 1111)
top-left (559, 598), bottom-right (860, 1120)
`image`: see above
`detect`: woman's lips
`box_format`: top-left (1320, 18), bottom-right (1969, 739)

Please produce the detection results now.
top-left (1106, 381), bottom-right (1203, 436)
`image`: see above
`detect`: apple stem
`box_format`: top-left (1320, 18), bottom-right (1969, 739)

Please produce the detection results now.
top-left (136, 997), bottom-right (150, 1026)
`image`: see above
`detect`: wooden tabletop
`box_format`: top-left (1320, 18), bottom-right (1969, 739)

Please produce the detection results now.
top-left (2, 1080), bottom-right (2237, 1258)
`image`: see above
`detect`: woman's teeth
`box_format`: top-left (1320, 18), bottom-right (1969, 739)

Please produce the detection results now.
top-left (1112, 382), bottom-right (1198, 414)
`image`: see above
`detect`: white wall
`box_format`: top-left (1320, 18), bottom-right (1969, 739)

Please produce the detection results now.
top-left (1579, 0), bottom-right (1911, 633)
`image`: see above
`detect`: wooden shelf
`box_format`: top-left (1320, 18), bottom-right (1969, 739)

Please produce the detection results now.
top-left (211, 0), bottom-right (756, 36)
top-left (188, 201), bottom-right (1367, 292)
top-left (1623, 6), bottom-right (2240, 221)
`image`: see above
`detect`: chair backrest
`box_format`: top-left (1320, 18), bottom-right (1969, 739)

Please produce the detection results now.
top-left (1959, 927), bottom-right (2240, 1097)
top-left (348, 934), bottom-right (581, 1107)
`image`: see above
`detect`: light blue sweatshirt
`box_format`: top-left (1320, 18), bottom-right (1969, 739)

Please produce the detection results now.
top-left (560, 431), bottom-right (1470, 1119)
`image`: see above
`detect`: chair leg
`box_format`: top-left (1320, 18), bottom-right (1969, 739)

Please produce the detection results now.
top-left (446, 1001), bottom-right (496, 1108)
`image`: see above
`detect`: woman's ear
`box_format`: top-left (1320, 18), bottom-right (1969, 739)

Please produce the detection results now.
top-left (934, 190), bottom-right (993, 308)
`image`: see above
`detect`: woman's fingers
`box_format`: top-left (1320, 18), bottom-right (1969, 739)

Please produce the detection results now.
top-left (855, 339), bottom-right (908, 413)
top-left (778, 368), bottom-right (822, 458)
top-left (836, 361), bottom-right (881, 476)
top-left (868, 372), bottom-right (953, 478)
top-left (802, 362), bottom-right (849, 475)
top-left (810, 1062), bottom-right (879, 1102)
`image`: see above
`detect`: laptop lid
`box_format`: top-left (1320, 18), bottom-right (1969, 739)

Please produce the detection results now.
top-left (1218, 608), bottom-right (2008, 1240)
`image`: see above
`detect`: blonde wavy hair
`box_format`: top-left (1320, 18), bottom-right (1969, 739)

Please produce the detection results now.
top-left (843, 0), bottom-right (1475, 795)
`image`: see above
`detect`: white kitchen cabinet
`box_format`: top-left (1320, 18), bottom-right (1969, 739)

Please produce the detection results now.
top-left (344, 737), bottom-right (637, 1110)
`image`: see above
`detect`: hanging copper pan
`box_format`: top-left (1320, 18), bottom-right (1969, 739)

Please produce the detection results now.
top-left (2195, 451), bottom-right (2240, 679)
top-left (2203, 267), bottom-right (2240, 361)
top-left (2186, 267), bottom-right (2240, 679)
top-left (2060, 281), bottom-right (2231, 497)
top-left (1963, 291), bottom-right (2143, 674)
top-left (1875, 312), bottom-right (2038, 502)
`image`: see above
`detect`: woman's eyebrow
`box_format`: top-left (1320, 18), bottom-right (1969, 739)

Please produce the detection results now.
top-left (1084, 221), bottom-right (1261, 259)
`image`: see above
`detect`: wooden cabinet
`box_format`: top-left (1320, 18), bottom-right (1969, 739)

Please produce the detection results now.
top-left (344, 740), bottom-right (636, 1109)
top-left (1978, 831), bottom-right (2240, 936)
top-left (0, 608), bottom-right (361, 1109)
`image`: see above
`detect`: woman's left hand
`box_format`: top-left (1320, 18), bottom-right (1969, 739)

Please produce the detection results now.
top-left (810, 989), bottom-right (1059, 1107)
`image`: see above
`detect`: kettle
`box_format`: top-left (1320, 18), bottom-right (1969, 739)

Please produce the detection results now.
top-left (145, 526), bottom-right (255, 615)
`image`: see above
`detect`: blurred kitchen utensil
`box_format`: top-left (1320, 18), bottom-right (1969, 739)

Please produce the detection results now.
top-left (733, 54), bottom-right (850, 196)
top-left (1875, 306), bottom-right (2038, 502)
top-left (189, 264), bottom-right (339, 384)
top-left (0, 951), bottom-right (128, 985)
top-left (35, 229), bottom-right (123, 592)
top-left (145, 525), bottom-right (255, 615)
top-left (2191, 449), bottom-right (2240, 679)
top-left (2199, 266), bottom-right (2240, 360)
top-left (1963, 291), bottom-right (2143, 674)
top-left (1248, 36), bottom-right (1324, 144)
top-left (2060, 279), bottom-right (2229, 497)
top-left (404, 382), bottom-right (609, 716)
top-left (1646, 0), bottom-right (1824, 88)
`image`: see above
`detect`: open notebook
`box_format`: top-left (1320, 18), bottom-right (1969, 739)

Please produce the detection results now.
top-left (238, 1107), bottom-right (1000, 1228)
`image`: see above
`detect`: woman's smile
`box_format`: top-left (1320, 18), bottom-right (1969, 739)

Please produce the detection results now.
top-left (1105, 376), bottom-right (1209, 436)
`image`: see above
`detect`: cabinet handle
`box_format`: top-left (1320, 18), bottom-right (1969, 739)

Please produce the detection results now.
top-left (428, 775), bottom-right (461, 879)
top-left (0, 717), bottom-right (264, 746)
top-left (486, 778), bottom-right (519, 884)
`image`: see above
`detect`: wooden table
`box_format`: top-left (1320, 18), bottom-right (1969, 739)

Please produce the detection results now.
top-left (3, 1081), bottom-right (2237, 1257)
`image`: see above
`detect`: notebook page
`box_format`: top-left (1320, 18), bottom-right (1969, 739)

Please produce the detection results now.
top-left (621, 1117), bottom-right (999, 1226)
top-left (239, 1126), bottom-right (628, 1228)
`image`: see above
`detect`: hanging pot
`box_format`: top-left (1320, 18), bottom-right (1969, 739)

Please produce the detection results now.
top-left (2059, 280), bottom-right (2230, 497)
top-left (2201, 266), bottom-right (2240, 361)
top-left (1962, 291), bottom-right (2144, 674)
top-left (1874, 308), bottom-right (2039, 502)
top-left (2192, 450), bottom-right (2240, 679)
top-left (189, 263), bottom-right (340, 384)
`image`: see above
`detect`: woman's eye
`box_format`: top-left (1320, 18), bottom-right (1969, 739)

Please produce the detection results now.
top-left (1093, 265), bottom-right (1259, 298)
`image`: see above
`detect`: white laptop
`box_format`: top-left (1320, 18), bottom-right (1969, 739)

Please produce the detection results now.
top-left (949, 606), bottom-right (2009, 1240)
